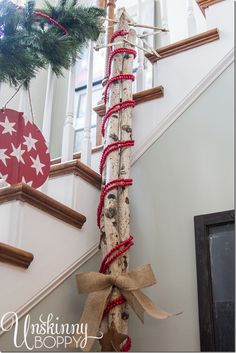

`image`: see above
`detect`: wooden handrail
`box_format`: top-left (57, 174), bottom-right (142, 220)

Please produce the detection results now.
top-left (0, 183), bottom-right (86, 229)
top-left (134, 86), bottom-right (164, 104)
top-left (0, 242), bottom-right (34, 269)
top-left (94, 86), bottom-right (164, 118)
top-left (145, 28), bottom-right (219, 64)
top-left (196, 0), bottom-right (225, 15)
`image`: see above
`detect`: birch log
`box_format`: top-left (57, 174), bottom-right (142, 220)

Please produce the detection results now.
top-left (119, 27), bottom-right (136, 269)
top-left (118, 27), bottom-right (136, 334)
top-left (100, 8), bottom-right (134, 336)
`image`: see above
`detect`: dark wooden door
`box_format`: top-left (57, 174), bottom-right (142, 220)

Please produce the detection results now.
top-left (194, 210), bottom-right (235, 352)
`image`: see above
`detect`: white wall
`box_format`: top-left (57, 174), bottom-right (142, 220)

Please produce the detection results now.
top-left (0, 252), bottom-right (101, 352)
top-left (128, 63), bottom-right (234, 351)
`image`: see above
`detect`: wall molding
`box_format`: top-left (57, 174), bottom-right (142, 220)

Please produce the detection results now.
top-left (0, 243), bottom-right (99, 335)
top-left (145, 29), bottom-right (220, 64)
top-left (132, 49), bottom-right (234, 164)
top-left (0, 183), bottom-right (86, 229)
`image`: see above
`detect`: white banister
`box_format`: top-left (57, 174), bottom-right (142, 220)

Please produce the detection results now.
top-left (42, 65), bottom-right (56, 144)
top-left (40, 66), bottom-right (55, 193)
top-left (61, 64), bottom-right (76, 162)
top-left (81, 41), bottom-right (94, 166)
top-left (135, 0), bottom-right (144, 92)
top-left (160, 0), bottom-right (170, 45)
top-left (186, 0), bottom-right (197, 36)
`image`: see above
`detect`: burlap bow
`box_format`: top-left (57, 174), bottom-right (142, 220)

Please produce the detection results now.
top-left (73, 264), bottom-right (173, 352)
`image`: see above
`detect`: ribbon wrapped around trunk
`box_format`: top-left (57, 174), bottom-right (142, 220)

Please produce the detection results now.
top-left (73, 264), bottom-right (173, 352)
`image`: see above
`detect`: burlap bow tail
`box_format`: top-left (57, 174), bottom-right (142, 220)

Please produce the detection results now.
top-left (74, 264), bottom-right (173, 351)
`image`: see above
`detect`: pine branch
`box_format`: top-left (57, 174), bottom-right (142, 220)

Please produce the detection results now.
top-left (0, 0), bottom-right (105, 86)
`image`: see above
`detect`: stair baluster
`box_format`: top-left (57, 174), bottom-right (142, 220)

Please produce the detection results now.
top-left (81, 41), bottom-right (94, 166)
top-left (187, 0), bottom-right (198, 36)
top-left (160, 0), bottom-right (170, 45)
top-left (135, 0), bottom-right (144, 92)
top-left (61, 64), bottom-right (76, 162)
top-left (42, 65), bottom-right (56, 145)
top-left (40, 66), bottom-right (56, 193)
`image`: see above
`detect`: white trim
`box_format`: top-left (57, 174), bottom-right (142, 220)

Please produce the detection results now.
top-left (132, 48), bottom-right (234, 164)
top-left (0, 243), bottom-right (99, 335)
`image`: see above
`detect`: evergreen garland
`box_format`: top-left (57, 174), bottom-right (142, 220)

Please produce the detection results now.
top-left (0, 0), bottom-right (105, 86)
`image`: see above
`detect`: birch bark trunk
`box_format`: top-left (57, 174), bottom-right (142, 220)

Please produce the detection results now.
top-left (100, 8), bottom-right (129, 334)
top-left (100, 7), bottom-right (136, 341)
top-left (118, 27), bottom-right (136, 334)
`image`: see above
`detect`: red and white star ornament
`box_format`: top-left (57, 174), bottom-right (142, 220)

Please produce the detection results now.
top-left (0, 108), bottom-right (50, 188)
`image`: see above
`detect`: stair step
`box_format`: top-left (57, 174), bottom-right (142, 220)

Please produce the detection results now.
top-left (0, 242), bottom-right (34, 268)
top-left (0, 183), bottom-right (86, 229)
top-left (50, 159), bottom-right (101, 190)
top-left (0, 179), bottom-right (99, 324)
top-left (145, 28), bottom-right (219, 64)
top-left (93, 85), bottom-right (164, 118)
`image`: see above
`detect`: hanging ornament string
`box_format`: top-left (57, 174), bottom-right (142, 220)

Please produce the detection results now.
top-left (28, 88), bottom-right (35, 124)
top-left (2, 85), bottom-right (35, 124)
top-left (2, 84), bottom-right (22, 110)
top-left (97, 29), bottom-right (137, 352)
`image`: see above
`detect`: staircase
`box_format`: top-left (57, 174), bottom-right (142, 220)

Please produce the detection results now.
top-left (0, 163), bottom-right (101, 332)
top-left (0, 0), bottom-right (233, 340)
